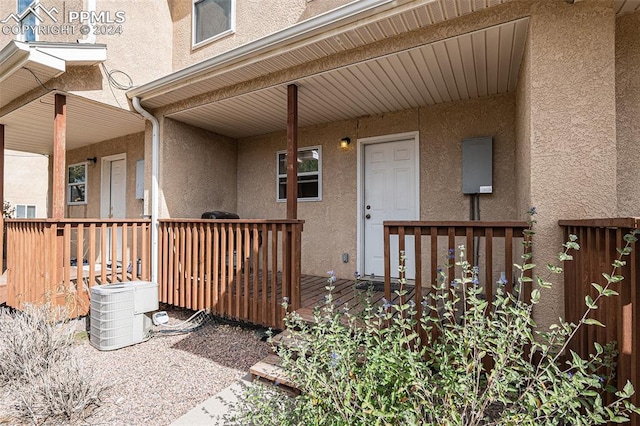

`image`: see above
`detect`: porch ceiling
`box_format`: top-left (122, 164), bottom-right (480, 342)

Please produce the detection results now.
top-left (0, 92), bottom-right (144, 155)
top-left (167, 18), bottom-right (529, 139)
top-left (0, 41), bottom-right (108, 110)
top-left (150, 0), bottom-right (640, 140)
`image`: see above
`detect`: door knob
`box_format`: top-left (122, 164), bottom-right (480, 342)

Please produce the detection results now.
top-left (365, 214), bottom-right (371, 219)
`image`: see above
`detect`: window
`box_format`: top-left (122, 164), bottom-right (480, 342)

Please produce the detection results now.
top-left (17, 0), bottom-right (37, 42)
top-left (192, 0), bottom-right (234, 47)
top-left (15, 204), bottom-right (36, 218)
top-left (277, 146), bottom-right (322, 202)
top-left (67, 163), bottom-right (87, 205)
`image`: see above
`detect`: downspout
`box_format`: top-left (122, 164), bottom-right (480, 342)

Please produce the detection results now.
top-left (77, 0), bottom-right (97, 44)
top-left (132, 97), bottom-right (159, 284)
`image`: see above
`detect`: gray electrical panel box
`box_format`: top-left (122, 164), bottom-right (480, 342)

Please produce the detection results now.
top-left (462, 137), bottom-right (493, 194)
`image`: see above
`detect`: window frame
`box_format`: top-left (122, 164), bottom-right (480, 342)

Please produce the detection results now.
top-left (276, 145), bottom-right (322, 203)
top-left (14, 204), bottom-right (36, 218)
top-left (191, 0), bottom-right (235, 49)
top-left (67, 162), bottom-right (88, 206)
top-left (17, 0), bottom-right (38, 42)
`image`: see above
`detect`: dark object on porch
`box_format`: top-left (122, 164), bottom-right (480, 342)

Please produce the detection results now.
top-left (70, 258), bottom-right (89, 266)
top-left (201, 211), bottom-right (240, 220)
top-left (201, 210), bottom-right (263, 247)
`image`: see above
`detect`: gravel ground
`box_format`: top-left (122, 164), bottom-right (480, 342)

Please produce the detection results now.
top-left (72, 306), bottom-right (272, 425)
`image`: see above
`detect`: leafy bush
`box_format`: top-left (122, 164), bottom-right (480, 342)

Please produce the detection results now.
top-left (0, 303), bottom-right (107, 424)
top-left (235, 219), bottom-right (640, 425)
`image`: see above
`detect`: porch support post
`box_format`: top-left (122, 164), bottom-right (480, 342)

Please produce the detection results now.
top-left (286, 84), bottom-right (298, 220)
top-left (52, 94), bottom-right (66, 219)
top-left (285, 84), bottom-right (299, 310)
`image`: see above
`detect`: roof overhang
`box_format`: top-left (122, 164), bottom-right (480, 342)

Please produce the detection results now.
top-left (0, 41), bottom-right (107, 109)
top-left (0, 91), bottom-right (144, 155)
top-left (130, 0), bottom-right (640, 139)
top-left (165, 17), bottom-right (530, 139)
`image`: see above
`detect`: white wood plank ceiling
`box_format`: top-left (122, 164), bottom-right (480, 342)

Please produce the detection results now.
top-left (0, 63), bottom-right (62, 107)
top-left (168, 18), bottom-right (529, 139)
top-left (1, 92), bottom-right (144, 154)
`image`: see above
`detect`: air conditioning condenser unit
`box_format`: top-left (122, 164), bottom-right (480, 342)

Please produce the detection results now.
top-left (90, 281), bottom-right (158, 351)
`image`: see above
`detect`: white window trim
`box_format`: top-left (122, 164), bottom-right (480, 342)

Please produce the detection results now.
top-left (191, 0), bottom-right (236, 49)
top-left (67, 162), bottom-right (88, 205)
top-left (276, 145), bottom-right (322, 203)
top-left (17, 0), bottom-right (39, 42)
top-left (14, 204), bottom-right (37, 218)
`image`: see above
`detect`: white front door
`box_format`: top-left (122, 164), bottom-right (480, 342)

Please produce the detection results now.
top-left (362, 135), bottom-right (419, 279)
top-left (101, 154), bottom-right (126, 264)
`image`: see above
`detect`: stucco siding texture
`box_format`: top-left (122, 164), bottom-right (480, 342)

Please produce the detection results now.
top-left (65, 132), bottom-right (145, 219)
top-left (4, 150), bottom-right (49, 218)
top-left (419, 94), bottom-right (517, 222)
top-left (236, 94), bottom-right (516, 279)
top-left (70, 0), bottom-right (174, 109)
top-left (159, 118), bottom-right (237, 219)
top-left (616, 11), bottom-right (640, 216)
top-left (169, 0), bottom-right (353, 71)
top-left (0, 0), bottom-right (173, 110)
top-left (515, 22), bottom-right (532, 222)
top-left (523, 0), bottom-right (617, 328)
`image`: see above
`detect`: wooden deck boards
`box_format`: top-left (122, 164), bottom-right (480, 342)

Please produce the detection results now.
top-left (164, 272), bottom-right (422, 330)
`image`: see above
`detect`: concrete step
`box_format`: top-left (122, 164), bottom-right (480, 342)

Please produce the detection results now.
top-left (270, 329), bottom-right (309, 354)
top-left (249, 354), bottom-right (299, 396)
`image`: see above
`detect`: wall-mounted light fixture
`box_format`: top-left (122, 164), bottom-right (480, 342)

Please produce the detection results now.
top-left (340, 137), bottom-right (351, 150)
top-left (87, 157), bottom-right (97, 164)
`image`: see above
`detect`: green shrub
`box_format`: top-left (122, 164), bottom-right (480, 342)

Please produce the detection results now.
top-left (235, 218), bottom-right (640, 425)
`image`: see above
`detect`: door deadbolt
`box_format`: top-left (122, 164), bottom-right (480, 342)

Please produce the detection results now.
top-left (366, 205), bottom-right (371, 210)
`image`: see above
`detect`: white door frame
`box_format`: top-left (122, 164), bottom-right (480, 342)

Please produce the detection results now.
top-left (356, 131), bottom-right (420, 277)
top-left (100, 153), bottom-right (127, 218)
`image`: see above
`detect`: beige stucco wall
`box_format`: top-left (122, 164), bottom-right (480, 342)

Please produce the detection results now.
top-left (515, 16), bottom-right (532, 222)
top-left (0, 0), bottom-right (82, 45)
top-left (65, 132), bottom-right (145, 219)
top-left (236, 93), bottom-right (517, 278)
top-left (0, 0), bottom-right (173, 109)
top-left (158, 118), bottom-right (237, 218)
top-left (4, 149), bottom-right (48, 218)
top-left (68, 0), bottom-right (173, 108)
top-left (169, 0), bottom-right (353, 71)
top-left (616, 11), bottom-right (640, 216)
top-left (516, 0), bottom-right (617, 328)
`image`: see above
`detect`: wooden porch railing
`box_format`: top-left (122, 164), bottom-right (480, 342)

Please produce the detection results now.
top-left (158, 219), bottom-right (304, 329)
top-left (5, 219), bottom-right (151, 316)
top-left (560, 218), bottom-right (639, 425)
top-left (383, 220), bottom-right (530, 325)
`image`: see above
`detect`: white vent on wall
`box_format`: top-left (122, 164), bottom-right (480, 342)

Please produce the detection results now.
top-left (90, 281), bottom-right (158, 351)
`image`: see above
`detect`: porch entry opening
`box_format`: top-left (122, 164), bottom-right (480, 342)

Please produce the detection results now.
top-left (100, 154), bottom-right (126, 265)
top-left (362, 135), bottom-right (419, 280)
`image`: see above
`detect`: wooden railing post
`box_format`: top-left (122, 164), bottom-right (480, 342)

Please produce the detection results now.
top-left (559, 218), bottom-right (640, 425)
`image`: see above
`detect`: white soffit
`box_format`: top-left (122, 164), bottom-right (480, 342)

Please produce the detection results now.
top-left (1, 92), bottom-right (144, 154)
top-left (167, 18), bottom-right (529, 139)
top-left (137, 0), bottom-right (515, 109)
top-left (615, 0), bottom-right (640, 14)
top-left (0, 62), bottom-right (63, 108)
top-left (0, 41), bottom-right (107, 109)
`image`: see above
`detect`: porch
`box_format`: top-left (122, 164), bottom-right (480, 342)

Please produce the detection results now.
top-left (1, 217), bottom-right (638, 420)
top-left (1, 218), bottom-right (532, 328)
